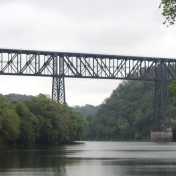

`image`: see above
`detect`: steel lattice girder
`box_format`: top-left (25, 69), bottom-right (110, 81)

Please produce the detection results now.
top-left (0, 48), bottom-right (176, 81)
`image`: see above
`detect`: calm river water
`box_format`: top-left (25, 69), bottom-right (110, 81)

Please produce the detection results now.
top-left (0, 141), bottom-right (176, 176)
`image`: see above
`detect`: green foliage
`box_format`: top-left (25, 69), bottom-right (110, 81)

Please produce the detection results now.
top-left (24, 94), bottom-right (86, 144)
top-left (0, 96), bottom-right (21, 148)
top-left (15, 102), bottom-right (36, 145)
top-left (159, 0), bottom-right (176, 27)
top-left (0, 108), bottom-right (20, 141)
top-left (86, 81), bottom-right (154, 141)
top-left (5, 93), bottom-right (33, 102)
top-left (0, 95), bottom-right (15, 109)
top-left (73, 104), bottom-right (100, 118)
top-left (168, 79), bottom-right (176, 141)
top-left (168, 79), bottom-right (176, 98)
top-left (0, 94), bottom-right (86, 149)
top-left (171, 119), bottom-right (176, 140)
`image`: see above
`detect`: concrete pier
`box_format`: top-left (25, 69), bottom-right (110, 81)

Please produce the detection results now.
top-left (151, 126), bottom-right (173, 142)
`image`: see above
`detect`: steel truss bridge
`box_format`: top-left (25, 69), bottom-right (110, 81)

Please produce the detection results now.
top-left (0, 48), bottom-right (176, 127)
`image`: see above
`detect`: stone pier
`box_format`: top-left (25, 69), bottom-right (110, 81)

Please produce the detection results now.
top-left (151, 126), bottom-right (173, 142)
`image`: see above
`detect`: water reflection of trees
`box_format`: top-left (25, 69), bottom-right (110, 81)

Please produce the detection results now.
top-left (0, 146), bottom-right (68, 171)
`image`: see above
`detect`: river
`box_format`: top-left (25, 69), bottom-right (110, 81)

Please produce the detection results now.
top-left (0, 141), bottom-right (176, 176)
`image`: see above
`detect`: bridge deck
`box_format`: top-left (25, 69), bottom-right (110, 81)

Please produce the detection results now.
top-left (0, 48), bottom-right (176, 81)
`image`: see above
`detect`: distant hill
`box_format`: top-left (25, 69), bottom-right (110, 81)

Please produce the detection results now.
top-left (4, 93), bottom-right (34, 102)
top-left (72, 104), bottom-right (100, 118)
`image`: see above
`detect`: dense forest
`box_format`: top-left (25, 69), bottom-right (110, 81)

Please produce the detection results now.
top-left (86, 80), bottom-right (176, 141)
top-left (73, 104), bottom-right (100, 118)
top-left (0, 94), bottom-right (86, 149)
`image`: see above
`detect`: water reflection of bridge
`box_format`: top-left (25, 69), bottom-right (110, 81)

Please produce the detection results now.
top-left (0, 48), bottom-right (176, 129)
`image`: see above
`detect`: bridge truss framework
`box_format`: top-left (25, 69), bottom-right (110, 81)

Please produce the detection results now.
top-left (1, 48), bottom-right (176, 127)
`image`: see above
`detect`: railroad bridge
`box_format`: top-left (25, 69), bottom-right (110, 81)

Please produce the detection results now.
top-left (0, 48), bottom-right (175, 141)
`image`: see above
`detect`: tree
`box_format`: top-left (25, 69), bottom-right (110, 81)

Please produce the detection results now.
top-left (168, 79), bottom-right (176, 100)
top-left (24, 94), bottom-right (86, 144)
top-left (15, 102), bottom-right (36, 145)
top-left (0, 108), bottom-right (20, 148)
top-left (159, 0), bottom-right (176, 26)
top-left (168, 79), bottom-right (176, 140)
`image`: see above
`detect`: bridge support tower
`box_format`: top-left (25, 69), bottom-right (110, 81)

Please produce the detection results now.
top-left (52, 55), bottom-right (66, 104)
top-left (151, 63), bottom-right (173, 141)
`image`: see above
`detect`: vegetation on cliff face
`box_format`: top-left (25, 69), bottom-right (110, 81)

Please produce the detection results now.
top-left (86, 80), bottom-right (176, 141)
top-left (0, 94), bottom-right (86, 149)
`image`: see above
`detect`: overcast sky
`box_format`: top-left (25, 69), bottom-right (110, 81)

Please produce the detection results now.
top-left (0, 0), bottom-right (176, 106)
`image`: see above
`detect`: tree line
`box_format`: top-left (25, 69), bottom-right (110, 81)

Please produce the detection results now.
top-left (0, 94), bottom-right (86, 149)
top-left (72, 104), bottom-right (100, 118)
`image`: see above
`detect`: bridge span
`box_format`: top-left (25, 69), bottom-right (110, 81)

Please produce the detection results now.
top-left (0, 48), bottom-right (175, 140)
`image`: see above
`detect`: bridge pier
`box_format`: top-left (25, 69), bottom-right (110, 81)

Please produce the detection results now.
top-left (151, 126), bottom-right (173, 142)
top-left (151, 63), bottom-right (172, 141)
top-left (52, 76), bottom-right (66, 104)
top-left (52, 55), bottom-right (66, 104)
